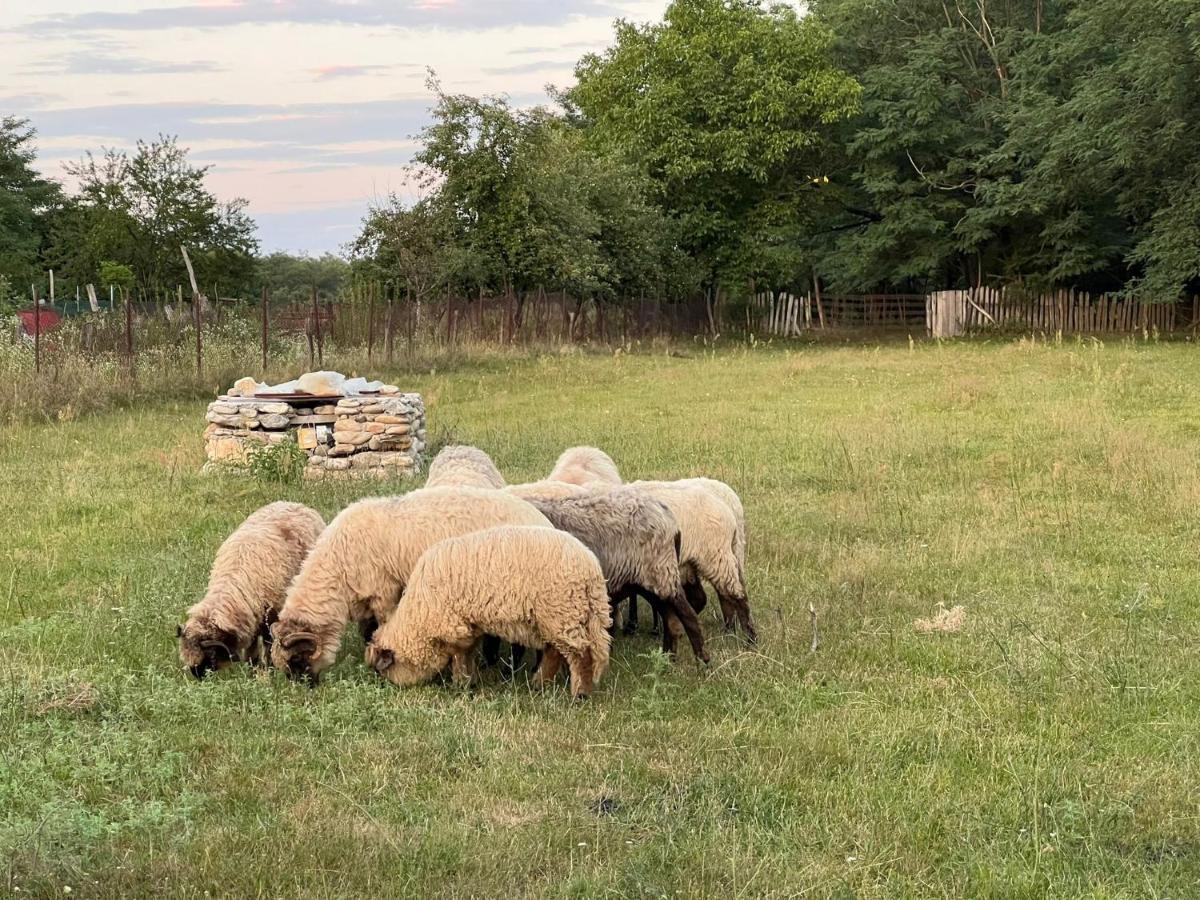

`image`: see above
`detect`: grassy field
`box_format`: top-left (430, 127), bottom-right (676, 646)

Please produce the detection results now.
top-left (3, 337), bottom-right (1199, 898)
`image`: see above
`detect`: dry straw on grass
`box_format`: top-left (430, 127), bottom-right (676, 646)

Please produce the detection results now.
top-left (913, 603), bottom-right (967, 634)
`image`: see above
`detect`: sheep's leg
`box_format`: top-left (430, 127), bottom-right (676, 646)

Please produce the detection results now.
top-left (531, 647), bottom-right (564, 688)
top-left (567, 649), bottom-right (594, 701)
top-left (656, 591), bottom-right (710, 664)
top-left (481, 634), bottom-right (502, 667)
top-left (683, 579), bottom-right (708, 614)
top-left (623, 595), bottom-right (640, 635)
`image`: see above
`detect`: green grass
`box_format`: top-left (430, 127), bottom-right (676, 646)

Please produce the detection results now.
top-left (3, 337), bottom-right (1200, 898)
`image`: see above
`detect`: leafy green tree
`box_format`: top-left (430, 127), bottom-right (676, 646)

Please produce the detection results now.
top-left (0, 117), bottom-right (64, 289)
top-left (49, 136), bottom-right (257, 296)
top-left (994, 0), bottom-right (1200, 298)
top-left (808, 0), bottom-right (1055, 292)
top-left (570, 0), bottom-right (861, 308)
top-left (256, 252), bottom-right (350, 304)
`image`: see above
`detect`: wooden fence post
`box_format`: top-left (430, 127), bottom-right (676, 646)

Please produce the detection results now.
top-left (31, 284), bottom-right (40, 374)
top-left (261, 286), bottom-right (269, 372)
top-left (124, 287), bottom-right (134, 373)
top-left (311, 285), bottom-right (323, 366)
top-left (367, 279), bottom-right (376, 365)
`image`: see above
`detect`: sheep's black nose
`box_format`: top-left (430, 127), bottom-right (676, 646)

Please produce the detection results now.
top-left (189, 664), bottom-right (210, 679)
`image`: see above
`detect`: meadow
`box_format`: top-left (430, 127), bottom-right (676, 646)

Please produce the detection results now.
top-left (2, 337), bottom-right (1199, 898)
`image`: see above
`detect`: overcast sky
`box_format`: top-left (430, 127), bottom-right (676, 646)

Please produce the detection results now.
top-left (2, 0), bottom-right (669, 255)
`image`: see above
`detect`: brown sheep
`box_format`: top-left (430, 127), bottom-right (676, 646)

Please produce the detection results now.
top-left (177, 501), bottom-right (325, 678)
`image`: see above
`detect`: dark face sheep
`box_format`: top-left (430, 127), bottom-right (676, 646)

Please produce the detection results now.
top-left (365, 639), bottom-right (450, 687)
top-left (176, 618), bottom-right (241, 679)
top-left (269, 620), bottom-right (326, 686)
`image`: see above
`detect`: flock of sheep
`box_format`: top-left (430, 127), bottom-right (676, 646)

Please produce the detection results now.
top-left (176, 446), bottom-right (754, 700)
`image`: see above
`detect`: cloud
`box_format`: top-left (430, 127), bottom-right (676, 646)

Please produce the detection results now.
top-left (21, 1), bottom-right (621, 34)
top-left (312, 64), bottom-right (418, 80)
top-left (31, 55), bottom-right (219, 76)
top-left (483, 59), bottom-right (578, 75)
top-left (509, 40), bottom-right (603, 55)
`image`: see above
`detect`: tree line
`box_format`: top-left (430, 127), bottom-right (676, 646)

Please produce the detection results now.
top-left (3, 0), bottom-right (1196, 322)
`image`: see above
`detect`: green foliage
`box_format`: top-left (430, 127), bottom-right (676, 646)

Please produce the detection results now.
top-left (358, 82), bottom-right (687, 309)
top-left (244, 435), bottom-right (309, 484)
top-left (98, 261), bottom-right (135, 292)
top-left (0, 117), bottom-right (64, 288)
top-left (48, 136), bottom-right (258, 296)
top-left (256, 252), bottom-right (350, 304)
top-left (571, 0), bottom-right (861, 285)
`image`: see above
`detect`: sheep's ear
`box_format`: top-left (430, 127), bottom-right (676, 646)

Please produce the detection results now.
top-left (371, 648), bottom-right (395, 673)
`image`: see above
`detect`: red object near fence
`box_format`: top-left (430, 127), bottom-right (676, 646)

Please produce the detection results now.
top-left (18, 307), bottom-right (61, 336)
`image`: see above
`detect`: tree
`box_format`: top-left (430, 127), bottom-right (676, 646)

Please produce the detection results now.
top-left (0, 117), bottom-right (64, 289)
top-left (49, 136), bottom-right (258, 297)
top-left (256, 252), bottom-right (350, 305)
top-left (808, 0), bottom-right (1057, 292)
top-left (570, 0), bottom-right (861, 310)
top-left (994, 0), bottom-right (1200, 299)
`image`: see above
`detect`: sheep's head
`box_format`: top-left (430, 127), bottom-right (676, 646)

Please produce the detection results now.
top-left (270, 620), bottom-right (332, 686)
top-left (177, 618), bottom-right (240, 679)
top-left (366, 639), bottom-right (445, 688)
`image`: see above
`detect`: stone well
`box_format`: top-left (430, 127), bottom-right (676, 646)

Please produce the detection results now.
top-left (203, 392), bottom-right (426, 480)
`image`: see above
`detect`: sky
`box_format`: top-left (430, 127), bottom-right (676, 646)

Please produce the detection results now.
top-left (1, 0), bottom-right (670, 255)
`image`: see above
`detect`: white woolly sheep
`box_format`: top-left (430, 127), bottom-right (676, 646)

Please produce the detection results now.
top-left (504, 480), bottom-right (590, 502)
top-left (626, 480), bottom-right (756, 642)
top-left (365, 526), bottom-right (612, 700)
top-left (523, 488), bottom-right (710, 664)
top-left (547, 446), bottom-right (622, 487)
top-left (270, 486), bottom-right (551, 683)
top-left (425, 445), bottom-right (506, 490)
top-left (177, 501), bottom-right (325, 678)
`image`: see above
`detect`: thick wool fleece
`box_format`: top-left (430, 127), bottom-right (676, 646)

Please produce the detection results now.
top-left (425, 445), bottom-right (506, 490)
top-left (547, 446), bottom-right (622, 487)
top-left (504, 480), bottom-right (590, 502)
top-left (271, 487), bottom-right (550, 680)
top-left (637, 477), bottom-right (746, 571)
top-left (367, 526), bottom-right (612, 699)
top-left (626, 480), bottom-right (756, 640)
top-left (526, 488), bottom-right (710, 663)
top-left (178, 501), bottom-right (325, 677)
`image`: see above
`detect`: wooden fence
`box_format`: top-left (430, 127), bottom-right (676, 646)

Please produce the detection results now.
top-left (927, 288), bottom-right (1196, 337)
top-left (752, 292), bottom-right (927, 335)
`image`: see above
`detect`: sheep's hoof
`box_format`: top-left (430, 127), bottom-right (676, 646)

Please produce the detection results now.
top-left (573, 692), bottom-right (591, 703)
top-left (621, 622), bottom-right (638, 636)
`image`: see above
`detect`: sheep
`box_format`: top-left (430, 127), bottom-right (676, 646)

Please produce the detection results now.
top-left (365, 526), bottom-right (612, 700)
top-left (626, 481), bottom-right (756, 643)
top-left (504, 480), bottom-right (591, 502)
top-left (270, 487), bottom-right (551, 683)
top-left (425, 445), bottom-right (506, 490)
top-left (522, 488), bottom-right (710, 664)
top-left (177, 501), bottom-right (325, 679)
top-left (547, 446), bottom-right (622, 487)
top-left (623, 477), bottom-right (747, 632)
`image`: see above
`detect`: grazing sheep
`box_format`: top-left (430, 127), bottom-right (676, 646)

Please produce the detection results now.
top-left (504, 480), bottom-right (591, 502)
top-left (547, 446), bottom-right (622, 487)
top-left (425, 445), bottom-right (506, 490)
top-left (366, 526), bottom-right (612, 700)
top-left (523, 488), bottom-right (710, 664)
top-left (627, 481), bottom-right (756, 642)
top-left (623, 477), bottom-right (747, 632)
top-left (270, 487), bottom-right (550, 683)
top-left (177, 501), bottom-right (325, 679)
